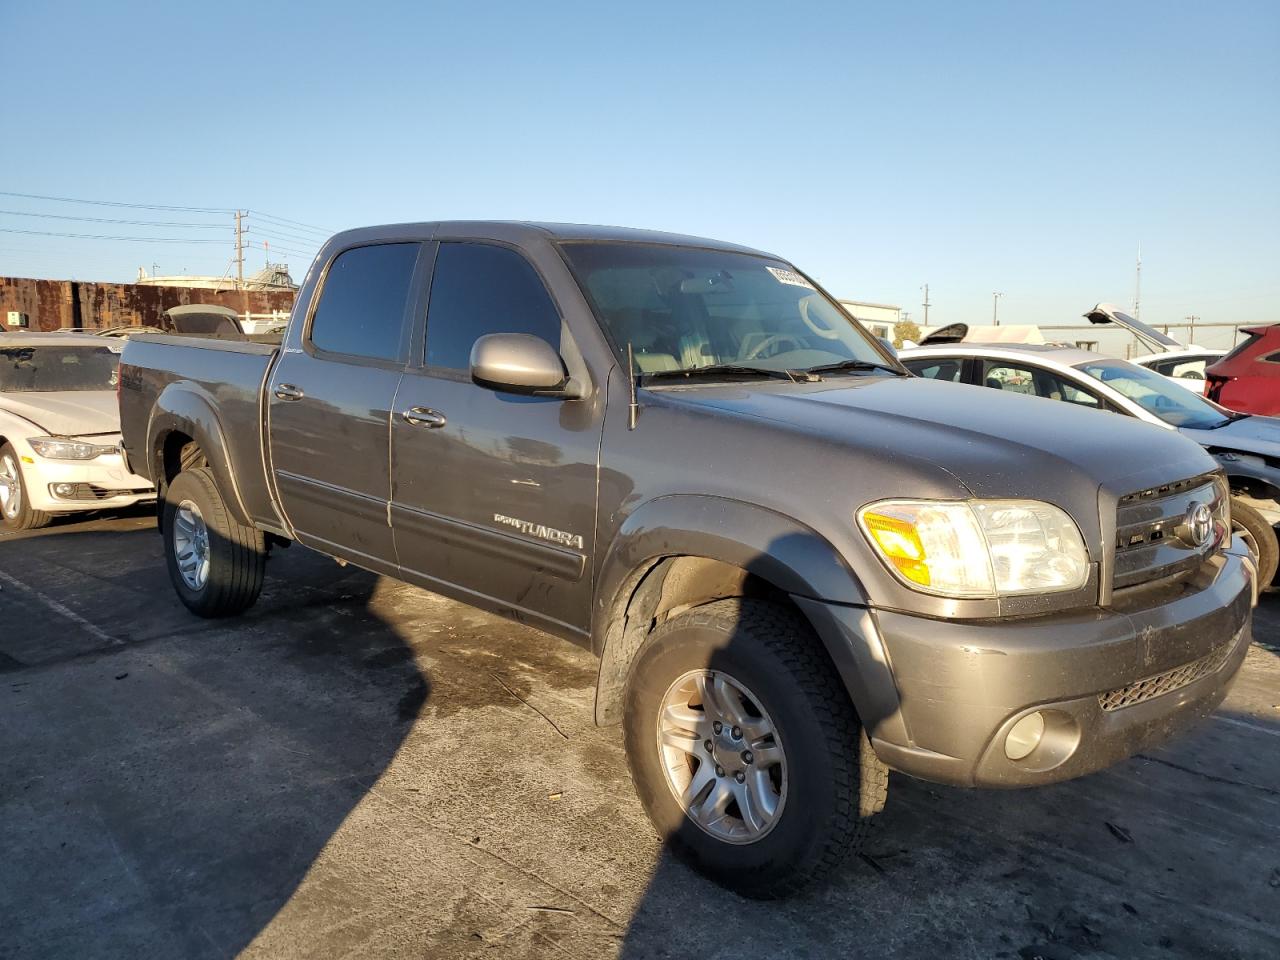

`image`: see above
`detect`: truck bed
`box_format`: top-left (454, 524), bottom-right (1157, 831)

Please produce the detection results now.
top-left (118, 334), bottom-right (280, 526)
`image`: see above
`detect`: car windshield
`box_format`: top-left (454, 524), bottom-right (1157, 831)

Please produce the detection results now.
top-left (1076, 359), bottom-right (1231, 429)
top-left (559, 242), bottom-right (893, 378)
top-left (0, 345), bottom-right (120, 393)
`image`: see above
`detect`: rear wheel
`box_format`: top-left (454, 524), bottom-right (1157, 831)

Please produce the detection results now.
top-left (0, 443), bottom-right (51, 531)
top-left (623, 598), bottom-right (887, 898)
top-left (162, 467), bottom-right (266, 617)
top-left (1229, 497), bottom-right (1278, 587)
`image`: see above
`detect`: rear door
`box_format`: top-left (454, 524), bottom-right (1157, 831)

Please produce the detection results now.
top-left (390, 241), bottom-right (602, 636)
top-left (268, 241), bottom-right (424, 570)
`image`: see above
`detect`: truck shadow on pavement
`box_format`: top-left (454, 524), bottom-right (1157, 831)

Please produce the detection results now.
top-left (1, 523), bottom-right (431, 960)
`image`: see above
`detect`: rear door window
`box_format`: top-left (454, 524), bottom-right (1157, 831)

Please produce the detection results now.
top-left (904, 357), bottom-right (964, 382)
top-left (424, 243), bottom-right (562, 371)
top-left (309, 243), bottom-right (421, 363)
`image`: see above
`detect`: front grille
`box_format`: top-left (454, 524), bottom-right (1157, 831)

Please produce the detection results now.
top-left (1098, 632), bottom-right (1239, 711)
top-left (1113, 473), bottom-right (1224, 590)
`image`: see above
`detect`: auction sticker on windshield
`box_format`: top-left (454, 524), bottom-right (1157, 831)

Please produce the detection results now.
top-left (766, 266), bottom-right (815, 289)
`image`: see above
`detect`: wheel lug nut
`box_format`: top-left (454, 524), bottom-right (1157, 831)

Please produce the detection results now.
top-left (715, 765), bottom-right (725, 777)
top-left (704, 739), bottom-right (714, 753)
top-left (742, 751), bottom-right (753, 764)
top-left (713, 721), bottom-right (723, 734)
top-left (735, 771), bottom-right (746, 783)
top-left (731, 726), bottom-right (742, 739)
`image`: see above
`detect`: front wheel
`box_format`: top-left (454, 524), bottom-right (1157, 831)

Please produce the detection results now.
top-left (1230, 497), bottom-right (1278, 588)
top-left (162, 467), bottom-right (266, 617)
top-left (623, 598), bottom-right (887, 899)
top-left (0, 443), bottom-right (51, 531)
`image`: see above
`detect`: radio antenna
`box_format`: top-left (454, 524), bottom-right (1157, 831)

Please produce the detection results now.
top-left (627, 343), bottom-right (640, 430)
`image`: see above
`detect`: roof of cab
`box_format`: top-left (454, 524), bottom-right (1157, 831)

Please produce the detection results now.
top-left (902, 341), bottom-right (1108, 368)
top-left (324, 221), bottom-right (780, 259)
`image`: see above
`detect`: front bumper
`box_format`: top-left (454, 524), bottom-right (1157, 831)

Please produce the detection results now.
top-left (802, 546), bottom-right (1253, 788)
top-left (21, 448), bottom-right (155, 513)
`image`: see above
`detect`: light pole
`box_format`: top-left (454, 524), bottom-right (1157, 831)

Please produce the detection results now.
top-left (992, 291), bottom-right (1004, 325)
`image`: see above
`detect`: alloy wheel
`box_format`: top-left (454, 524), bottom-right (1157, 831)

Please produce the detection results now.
top-left (0, 454), bottom-right (21, 520)
top-left (172, 499), bottom-right (211, 590)
top-left (655, 669), bottom-right (787, 844)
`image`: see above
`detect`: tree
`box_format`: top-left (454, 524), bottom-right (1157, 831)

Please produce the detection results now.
top-left (893, 319), bottom-right (921, 349)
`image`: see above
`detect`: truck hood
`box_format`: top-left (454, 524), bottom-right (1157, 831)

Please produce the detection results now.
top-left (1181, 415), bottom-right (1280, 459)
top-left (655, 375), bottom-right (1215, 500)
top-left (0, 391), bottom-right (121, 437)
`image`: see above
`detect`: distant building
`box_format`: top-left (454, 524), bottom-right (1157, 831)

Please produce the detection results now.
top-left (838, 300), bottom-right (901, 340)
top-left (135, 262), bottom-right (297, 292)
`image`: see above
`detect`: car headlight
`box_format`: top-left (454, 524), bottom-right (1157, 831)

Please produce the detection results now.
top-left (27, 438), bottom-right (115, 460)
top-left (858, 499), bottom-right (1089, 598)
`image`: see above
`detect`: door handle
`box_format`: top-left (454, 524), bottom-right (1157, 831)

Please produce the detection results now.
top-left (402, 406), bottom-right (447, 428)
top-left (274, 383), bottom-right (305, 401)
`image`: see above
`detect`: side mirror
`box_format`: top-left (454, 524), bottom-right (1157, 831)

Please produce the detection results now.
top-left (470, 333), bottom-right (584, 398)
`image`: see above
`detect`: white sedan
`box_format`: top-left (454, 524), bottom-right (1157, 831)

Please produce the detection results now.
top-left (0, 333), bottom-right (154, 530)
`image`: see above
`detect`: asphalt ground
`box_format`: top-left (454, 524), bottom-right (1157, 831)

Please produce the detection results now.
top-left (2, 507), bottom-right (1277, 960)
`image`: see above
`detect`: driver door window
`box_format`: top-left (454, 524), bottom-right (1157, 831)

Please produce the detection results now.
top-left (980, 360), bottom-right (1101, 408)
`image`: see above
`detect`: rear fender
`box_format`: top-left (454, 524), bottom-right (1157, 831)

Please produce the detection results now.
top-left (147, 383), bottom-right (252, 526)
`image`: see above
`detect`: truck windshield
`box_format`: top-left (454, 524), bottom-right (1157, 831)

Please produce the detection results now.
top-left (559, 242), bottom-right (893, 378)
top-left (0, 346), bottom-right (120, 393)
top-left (1075, 359), bottom-right (1232, 429)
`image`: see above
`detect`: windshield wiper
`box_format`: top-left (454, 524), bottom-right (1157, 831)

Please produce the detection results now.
top-left (802, 359), bottom-right (905, 377)
top-left (640, 363), bottom-right (814, 384)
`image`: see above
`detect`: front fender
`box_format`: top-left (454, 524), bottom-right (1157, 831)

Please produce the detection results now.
top-left (147, 384), bottom-right (252, 526)
top-left (592, 495), bottom-right (879, 725)
top-left (595, 495), bottom-right (867, 632)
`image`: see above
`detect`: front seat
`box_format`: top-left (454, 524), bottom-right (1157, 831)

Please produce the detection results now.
top-left (985, 377), bottom-right (1003, 390)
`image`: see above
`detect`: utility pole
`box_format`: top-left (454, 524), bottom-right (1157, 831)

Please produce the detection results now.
top-left (234, 210), bottom-right (245, 288)
top-left (1133, 242), bottom-right (1142, 321)
top-left (920, 284), bottom-right (931, 327)
top-left (1184, 315), bottom-right (1200, 344)
top-left (992, 291), bottom-right (1004, 325)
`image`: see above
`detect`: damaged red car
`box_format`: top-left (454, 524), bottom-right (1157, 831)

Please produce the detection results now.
top-left (1206, 325), bottom-right (1280, 415)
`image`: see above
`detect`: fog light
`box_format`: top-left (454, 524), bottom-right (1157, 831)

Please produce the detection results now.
top-left (52, 483), bottom-right (76, 498)
top-left (1005, 711), bottom-right (1046, 761)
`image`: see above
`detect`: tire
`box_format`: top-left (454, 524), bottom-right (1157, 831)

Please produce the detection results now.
top-left (0, 443), bottom-right (52, 531)
top-left (1230, 497), bottom-right (1278, 588)
top-left (623, 598), bottom-right (887, 898)
top-left (162, 467), bottom-right (266, 617)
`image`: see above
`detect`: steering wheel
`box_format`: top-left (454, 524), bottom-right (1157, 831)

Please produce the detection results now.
top-left (799, 294), bottom-right (843, 341)
top-left (745, 333), bottom-right (807, 360)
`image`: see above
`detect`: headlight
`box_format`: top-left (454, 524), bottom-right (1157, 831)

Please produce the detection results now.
top-left (858, 499), bottom-right (1089, 598)
top-left (27, 438), bottom-right (115, 460)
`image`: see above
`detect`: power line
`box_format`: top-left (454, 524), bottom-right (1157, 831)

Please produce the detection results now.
top-left (0, 190), bottom-right (235, 214)
top-left (0, 227), bottom-right (228, 243)
top-left (0, 208), bottom-right (227, 229)
top-left (249, 210), bottom-right (333, 235)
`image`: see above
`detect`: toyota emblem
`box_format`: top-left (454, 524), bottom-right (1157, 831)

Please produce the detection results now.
top-left (1186, 501), bottom-right (1213, 547)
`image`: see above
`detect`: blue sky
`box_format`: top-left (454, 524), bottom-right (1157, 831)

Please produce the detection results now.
top-left (3, 0), bottom-right (1276, 341)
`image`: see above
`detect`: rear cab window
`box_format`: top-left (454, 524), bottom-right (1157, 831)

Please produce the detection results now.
top-left (309, 243), bottom-right (421, 363)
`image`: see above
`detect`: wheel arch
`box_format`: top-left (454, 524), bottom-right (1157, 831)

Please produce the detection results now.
top-left (147, 385), bottom-right (252, 526)
top-left (591, 496), bottom-right (873, 725)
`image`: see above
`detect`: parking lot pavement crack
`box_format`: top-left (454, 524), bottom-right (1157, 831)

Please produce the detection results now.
top-left (490, 671), bottom-right (571, 740)
top-left (1136, 753), bottom-right (1280, 798)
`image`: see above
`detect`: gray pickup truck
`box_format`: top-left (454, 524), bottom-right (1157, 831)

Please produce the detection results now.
top-left (119, 222), bottom-right (1254, 898)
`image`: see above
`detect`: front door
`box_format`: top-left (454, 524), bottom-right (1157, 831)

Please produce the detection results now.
top-left (390, 241), bottom-right (603, 636)
top-left (268, 241), bottom-right (423, 570)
